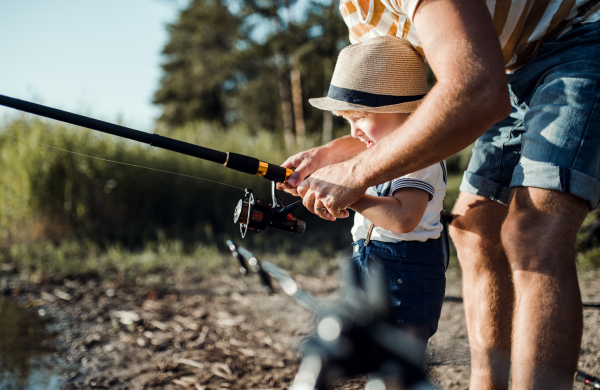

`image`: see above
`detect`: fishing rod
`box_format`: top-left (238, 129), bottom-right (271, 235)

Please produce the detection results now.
top-left (0, 94), bottom-right (305, 237)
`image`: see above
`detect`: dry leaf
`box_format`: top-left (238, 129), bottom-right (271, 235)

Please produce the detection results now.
top-left (119, 333), bottom-right (135, 344)
top-left (143, 331), bottom-right (155, 339)
top-left (142, 300), bottom-right (162, 312)
top-left (112, 310), bottom-right (140, 325)
top-left (238, 348), bottom-right (255, 357)
top-left (175, 358), bottom-right (205, 369)
top-left (211, 362), bottom-right (234, 381)
top-left (174, 315), bottom-right (199, 331)
top-left (197, 326), bottom-right (209, 345)
top-left (150, 320), bottom-right (168, 331)
top-left (215, 312), bottom-right (245, 327)
top-left (213, 362), bottom-right (233, 375)
top-left (230, 292), bottom-right (251, 306)
top-left (41, 292), bottom-right (56, 302)
top-left (262, 336), bottom-right (274, 346)
top-left (53, 289), bottom-right (72, 301)
top-left (192, 308), bottom-right (207, 318)
top-left (229, 338), bottom-right (247, 347)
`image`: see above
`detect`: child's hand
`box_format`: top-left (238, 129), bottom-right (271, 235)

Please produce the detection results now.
top-left (296, 161), bottom-right (366, 221)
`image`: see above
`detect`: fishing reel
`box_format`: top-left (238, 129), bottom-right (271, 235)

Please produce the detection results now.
top-left (233, 181), bottom-right (306, 238)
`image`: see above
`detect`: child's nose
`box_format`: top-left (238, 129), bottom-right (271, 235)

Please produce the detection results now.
top-left (351, 126), bottom-right (363, 138)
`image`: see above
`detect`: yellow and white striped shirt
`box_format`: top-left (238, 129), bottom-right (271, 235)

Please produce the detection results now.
top-left (340, 0), bottom-right (600, 71)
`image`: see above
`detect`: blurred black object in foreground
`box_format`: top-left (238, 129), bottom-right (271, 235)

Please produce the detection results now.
top-left (227, 241), bottom-right (434, 390)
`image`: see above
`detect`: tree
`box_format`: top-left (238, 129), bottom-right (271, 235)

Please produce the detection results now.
top-left (154, 0), bottom-right (243, 127)
top-left (154, 0), bottom-right (350, 142)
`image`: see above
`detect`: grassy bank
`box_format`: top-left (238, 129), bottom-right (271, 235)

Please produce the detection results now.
top-left (0, 239), bottom-right (342, 290)
top-left (0, 116), bottom-right (355, 255)
top-left (1, 116), bottom-right (599, 287)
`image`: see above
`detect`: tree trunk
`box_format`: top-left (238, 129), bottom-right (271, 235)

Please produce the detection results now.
top-left (322, 110), bottom-right (333, 144)
top-left (279, 71), bottom-right (295, 150)
top-left (322, 58), bottom-right (333, 144)
top-left (290, 68), bottom-right (305, 147)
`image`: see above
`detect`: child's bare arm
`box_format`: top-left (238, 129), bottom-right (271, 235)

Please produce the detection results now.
top-left (348, 188), bottom-right (429, 234)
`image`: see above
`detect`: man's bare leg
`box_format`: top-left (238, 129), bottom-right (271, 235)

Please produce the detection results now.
top-left (450, 192), bottom-right (513, 390)
top-left (502, 187), bottom-right (587, 389)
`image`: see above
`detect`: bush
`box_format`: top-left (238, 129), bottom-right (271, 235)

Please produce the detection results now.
top-left (0, 116), bottom-right (353, 254)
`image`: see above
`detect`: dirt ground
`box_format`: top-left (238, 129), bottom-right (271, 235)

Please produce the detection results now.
top-left (5, 265), bottom-right (600, 390)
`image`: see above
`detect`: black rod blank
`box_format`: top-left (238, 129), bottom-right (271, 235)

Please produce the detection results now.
top-left (150, 134), bottom-right (226, 164)
top-left (0, 94), bottom-right (291, 182)
top-left (0, 94), bottom-right (154, 144)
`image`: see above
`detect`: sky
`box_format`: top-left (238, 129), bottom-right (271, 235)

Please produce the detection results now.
top-left (0, 0), bottom-right (188, 132)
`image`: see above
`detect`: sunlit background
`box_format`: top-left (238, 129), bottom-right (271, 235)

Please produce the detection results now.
top-left (0, 0), bottom-right (184, 131)
top-left (1, 1), bottom-right (600, 389)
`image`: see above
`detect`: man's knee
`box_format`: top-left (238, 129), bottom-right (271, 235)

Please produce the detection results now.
top-left (449, 192), bottom-right (507, 271)
top-left (501, 187), bottom-right (589, 272)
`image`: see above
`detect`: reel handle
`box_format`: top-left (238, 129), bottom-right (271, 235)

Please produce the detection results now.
top-left (277, 200), bottom-right (303, 216)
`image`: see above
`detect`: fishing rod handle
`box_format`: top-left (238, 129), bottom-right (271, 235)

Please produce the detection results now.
top-left (223, 152), bottom-right (293, 182)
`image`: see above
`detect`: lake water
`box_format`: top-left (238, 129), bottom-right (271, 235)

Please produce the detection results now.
top-left (0, 295), bottom-right (66, 390)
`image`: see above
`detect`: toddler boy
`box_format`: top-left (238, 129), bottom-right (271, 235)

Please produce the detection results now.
top-left (308, 35), bottom-right (447, 342)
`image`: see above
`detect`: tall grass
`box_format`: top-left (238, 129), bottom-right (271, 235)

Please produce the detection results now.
top-left (1, 115), bottom-right (598, 282)
top-left (0, 116), bottom-right (353, 255)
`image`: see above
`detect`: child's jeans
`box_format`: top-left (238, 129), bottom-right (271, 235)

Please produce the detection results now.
top-left (352, 238), bottom-right (446, 340)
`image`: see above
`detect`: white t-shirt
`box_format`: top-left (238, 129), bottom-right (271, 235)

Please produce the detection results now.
top-left (351, 162), bottom-right (446, 243)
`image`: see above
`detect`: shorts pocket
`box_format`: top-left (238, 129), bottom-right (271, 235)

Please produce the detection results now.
top-left (423, 278), bottom-right (446, 335)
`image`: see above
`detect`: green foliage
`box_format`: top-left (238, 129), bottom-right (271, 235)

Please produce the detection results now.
top-left (443, 174), bottom-right (462, 212)
top-left (154, 0), bottom-right (243, 126)
top-left (5, 115), bottom-right (599, 281)
top-left (0, 116), bottom-right (353, 254)
top-left (153, 0), bottom-right (350, 137)
top-left (445, 143), bottom-right (473, 175)
top-left (578, 247), bottom-right (600, 269)
top-left (576, 208), bottom-right (600, 269)
top-left (0, 238), bottom-right (341, 284)
top-left (0, 239), bottom-right (227, 284)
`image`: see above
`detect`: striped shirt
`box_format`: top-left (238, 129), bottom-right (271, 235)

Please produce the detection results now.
top-left (340, 0), bottom-right (600, 71)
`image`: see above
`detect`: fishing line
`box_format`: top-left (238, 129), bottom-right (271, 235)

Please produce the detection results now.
top-left (0, 133), bottom-right (245, 191)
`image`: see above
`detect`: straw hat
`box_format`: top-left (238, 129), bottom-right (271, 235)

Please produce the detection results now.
top-left (309, 35), bottom-right (427, 113)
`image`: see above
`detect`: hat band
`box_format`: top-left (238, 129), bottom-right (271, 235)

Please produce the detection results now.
top-left (327, 85), bottom-right (425, 107)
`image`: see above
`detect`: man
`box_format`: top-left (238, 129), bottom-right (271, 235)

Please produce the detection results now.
top-left (277, 0), bottom-right (600, 388)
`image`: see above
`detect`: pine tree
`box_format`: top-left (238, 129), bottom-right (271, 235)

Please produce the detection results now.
top-left (154, 0), bottom-right (349, 141)
top-left (154, 0), bottom-right (243, 127)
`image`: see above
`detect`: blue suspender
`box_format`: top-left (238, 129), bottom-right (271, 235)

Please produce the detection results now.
top-left (374, 181), bottom-right (392, 197)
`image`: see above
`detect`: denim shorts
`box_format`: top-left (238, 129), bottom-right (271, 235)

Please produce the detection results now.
top-left (351, 238), bottom-right (446, 339)
top-left (460, 21), bottom-right (600, 208)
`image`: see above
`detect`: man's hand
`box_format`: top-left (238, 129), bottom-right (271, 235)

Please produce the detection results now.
top-left (296, 159), bottom-right (366, 221)
top-left (276, 147), bottom-right (329, 196)
top-left (276, 135), bottom-right (367, 196)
